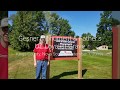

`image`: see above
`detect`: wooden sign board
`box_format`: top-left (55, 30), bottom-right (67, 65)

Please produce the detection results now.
top-left (50, 36), bottom-right (80, 60)
top-left (112, 25), bottom-right (120, 79)
top-left (46, 35), bottom-right (82, 79)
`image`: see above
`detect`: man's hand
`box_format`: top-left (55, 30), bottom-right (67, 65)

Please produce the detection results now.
top-left (34, 62), bottom-right (37, 68)
top-left (47, 61), bottom-right (50, 65)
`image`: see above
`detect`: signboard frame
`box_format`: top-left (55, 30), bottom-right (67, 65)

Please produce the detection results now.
top-left (112, 25), bottom-right (120, 79)
top-left (46, 35), bottom-right (82, 79)
top-left (50, 36), bottom-right (80, 60)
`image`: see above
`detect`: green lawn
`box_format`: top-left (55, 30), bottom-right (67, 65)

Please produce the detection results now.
top-left (8, 47), bottom-right (112, 79)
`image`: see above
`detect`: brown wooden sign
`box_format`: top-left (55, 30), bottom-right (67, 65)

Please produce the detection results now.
top-left (112, 25), bottom-right (120, 79)
top-left (46, 35), bottom-right (82, 79)
top-left (50, 36), bottom-right (80, 60)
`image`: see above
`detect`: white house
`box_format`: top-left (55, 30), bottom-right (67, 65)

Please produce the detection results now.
top-left (96, 45), bottom-right (108, 50)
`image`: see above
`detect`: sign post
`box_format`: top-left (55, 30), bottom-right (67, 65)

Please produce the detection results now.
top-left (78, 38), bottom-right (82, 79)
top-left (46, 34), bottom-right (51, 79)
top-left (112, 25), bottom-right (120, 79)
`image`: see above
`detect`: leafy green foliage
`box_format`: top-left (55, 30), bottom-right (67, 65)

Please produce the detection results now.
top-left (96, 11), bottom-right (115, 48)
top-left (81, 32), bottom-right (96, 49)
top-left (9, 11), bottom-right (75, 51)
top-left (9, 11), bottom-right (45, 51)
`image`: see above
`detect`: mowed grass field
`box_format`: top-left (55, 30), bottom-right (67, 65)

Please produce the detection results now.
top-left (8, 47), bottom-right (112, 79)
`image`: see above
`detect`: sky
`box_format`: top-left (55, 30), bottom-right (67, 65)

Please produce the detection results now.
top-left (8, 11), bottom-right (103, 37)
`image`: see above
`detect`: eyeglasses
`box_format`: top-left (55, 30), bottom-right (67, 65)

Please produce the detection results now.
top-left (41, 38), bottom-right (46, 40)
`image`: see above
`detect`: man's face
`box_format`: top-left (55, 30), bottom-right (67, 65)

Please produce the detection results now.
top-left (40, 38), bottom-right (46, 44)
top-left (0, 26), bottom-right (8, 42)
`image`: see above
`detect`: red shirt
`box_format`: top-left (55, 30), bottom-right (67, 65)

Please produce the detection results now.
top-left (33, 44), bottom-right (51, 60)
top-left (0, 43), bottom-right (8, 79)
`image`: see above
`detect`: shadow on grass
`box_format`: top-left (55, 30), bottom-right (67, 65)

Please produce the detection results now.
top-left (51, 69), bottom-right (87, 79)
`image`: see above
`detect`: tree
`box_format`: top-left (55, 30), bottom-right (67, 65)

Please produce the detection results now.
top-left (81, 32), bottom-right (95, 49)
top-left (9, 11), bottom-right (75, 51)
top-left (42, 12), bottom-right (75, 37)
top-left (8, 24), bottom-right (12, 32)
top-left (96, 11), bottom-right (113, 47)
top-left (76, 35), bottom-right (79, 38)
top-left (43, 11), bottom-right (55, 35)
top-left (67, 30), bottom-right (75, 37)
top-left (50, 12), bottom-right (75, 37)
top-left (111, 18), bottom-right (120, 26)
top-left (96, 11), bottom-right (120, 48)
top-left (9, 11), bottom-right (45, 51)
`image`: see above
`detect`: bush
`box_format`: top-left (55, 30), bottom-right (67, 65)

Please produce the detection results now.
top-left (108, 46), bottom-right (112, 49)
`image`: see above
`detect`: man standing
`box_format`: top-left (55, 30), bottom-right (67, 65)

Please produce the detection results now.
top-left (0, 17), bottom-right (8, 79)
top-left (33, 35), bottom-right (51, 79)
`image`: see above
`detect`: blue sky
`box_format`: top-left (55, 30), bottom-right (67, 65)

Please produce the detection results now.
top-left (8, 11), bottom-right (103, 37)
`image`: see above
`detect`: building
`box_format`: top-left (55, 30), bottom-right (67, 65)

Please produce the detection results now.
top-left (96, 45), bottom-right (108, 50)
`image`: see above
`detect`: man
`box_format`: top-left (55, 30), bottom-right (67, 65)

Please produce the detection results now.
top-left (33, 35), bottom-right (51, 79)
top-left (0, 17), bottom-right (8, 79)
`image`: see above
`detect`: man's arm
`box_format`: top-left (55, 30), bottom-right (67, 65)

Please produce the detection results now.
top-left (33, 53), bottom-right (37, 68)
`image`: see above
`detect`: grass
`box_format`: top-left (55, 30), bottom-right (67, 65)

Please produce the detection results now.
top-left (8, 47), bottom-right (112, 79)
